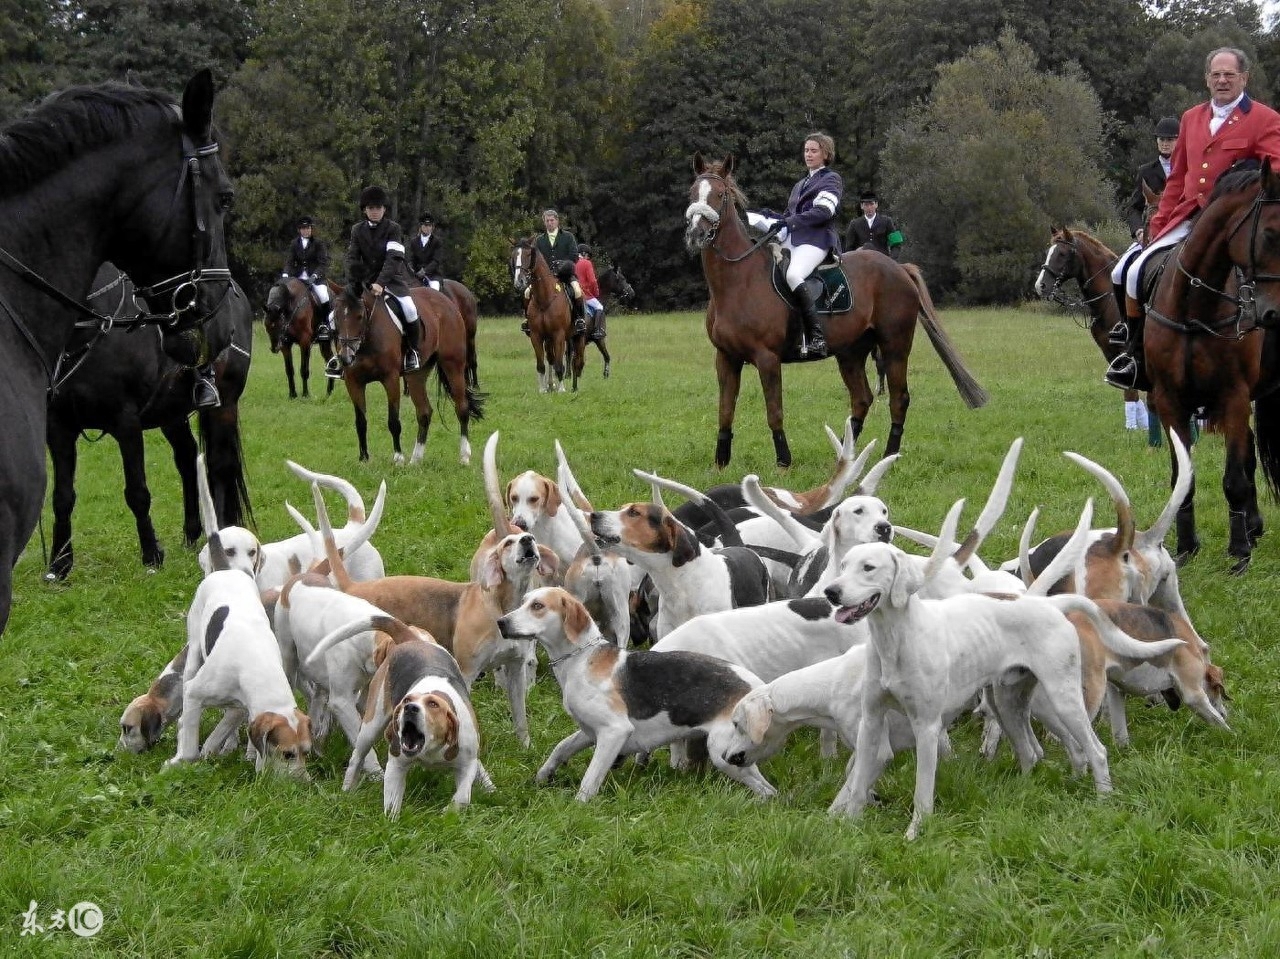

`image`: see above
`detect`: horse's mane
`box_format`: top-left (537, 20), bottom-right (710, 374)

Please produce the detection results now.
top-left (1058, 226), bottom-right (1115, 258)
top-left (0, 84), bottom-right (179, 197)
top-left (1208, 165), bottom-right (1261, 203)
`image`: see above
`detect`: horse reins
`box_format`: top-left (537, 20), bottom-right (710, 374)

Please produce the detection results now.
top-left (0, 131), bottom-right (233, 390)
top-left (688, 173), bottom-right (785, 262)
top-left (1038, 239), bottom-right (1113, 322)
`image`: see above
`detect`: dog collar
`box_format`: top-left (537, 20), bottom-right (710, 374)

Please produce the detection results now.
top-left (548, 639), bottom-right (609, 670)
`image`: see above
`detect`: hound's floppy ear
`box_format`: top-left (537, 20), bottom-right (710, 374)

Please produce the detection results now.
top-left (888, 550), bottom-right (924, 608)
top-left (743, 693), bottom-right (774, 746)
top-left (666, 516), bottom-right (700, 568)
top-left (294, 710), bottom-right (313, 753)
top-left (562, 593), bottom-right (593, 641)
top-left (479, 547), bottom-right (506, 588)
top-left (427, 694), bottom-right (460, 761)
top-left (253, 540), bottom-right (265, 575)
top-left (544, 478), bottom-right (563, 516)
top-left (535, 544), bottom-right (559, 579)
top-left (248, 714), bottom-right (277, 756)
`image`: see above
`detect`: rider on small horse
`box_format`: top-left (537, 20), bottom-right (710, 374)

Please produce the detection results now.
top-left (408, 212), bottom-right (445, 291)
top-left (343, 185), bottom-right (422, 374)
top-left (282, 215), bottom-right (333, 341)
top-left (522, 208), bottom-right (588, 337)
top-left (744, 132), bottom-right (843, 358)
top-left (575, 244), bottom-right (607, 342)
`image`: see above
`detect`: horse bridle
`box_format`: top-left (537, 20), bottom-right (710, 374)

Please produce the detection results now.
top-left (687, 173), bottom-right (783, 263)
top-left (0, 132), bottom-right (232, 343)
top-left (336, 295), bottom-right (374, 360)
top-left (1038, 238), bottom-right (1112, 318)
top-left (1154, 191), bottom-right (1280, 336)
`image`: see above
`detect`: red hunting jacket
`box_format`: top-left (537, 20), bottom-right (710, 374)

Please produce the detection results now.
top-left (1150, 93), bottom-right (1280, 241)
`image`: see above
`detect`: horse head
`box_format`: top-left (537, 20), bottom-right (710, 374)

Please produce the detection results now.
top-left (263, 280), bottom-right (292, 353)
top-left (331, 289), bottom-right (372, 369)
top-left (685, 154), bottom-right (739, 252)
top-left (510, 237), bottom-right (535, 293)
top-left (611, 264), bottom-right (635, 299)
top-left (1034, 226), bottom-right (1079, 299)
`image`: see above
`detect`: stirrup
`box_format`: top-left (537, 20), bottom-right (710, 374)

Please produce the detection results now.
top-left (314, 322), bottom-right (332, 343)
top-left (1104, 353), bottom-right (1139, 390)
top-left (1107, 322), bottom-right (1129, 347)
top-left (573, 318), bottom-right (587, 335)
top-left (193, 374), bottom-right (221, 409)
top-left (324, 356), bottom-right (343, 379)
top-left (520, 320), bottom-right (531, 336)
top-left (402, 349), bottom-right (421, 373)
top-left (801, 334), bottom-right (828, 359)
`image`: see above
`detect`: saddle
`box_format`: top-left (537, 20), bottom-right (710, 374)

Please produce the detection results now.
top-left (768, 245), bottom-right (854, 315)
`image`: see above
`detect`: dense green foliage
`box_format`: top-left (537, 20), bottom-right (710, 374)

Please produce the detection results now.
top-left (2, 0), bottom-right (1280, 303)
top-left (6, 308), bottom-right (1280, 955)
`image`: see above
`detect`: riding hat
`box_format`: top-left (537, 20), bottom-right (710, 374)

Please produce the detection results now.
top-left (297, 216), bottom-right (314, 228)
top-left (359, 185), bottom-right (389, 209)
top-left (577, 244), bottom-right (591, 256)
top-left (419, 213), bottom-right (434, 226)
top-left (858, 190), bottom-right (877, 203)
top-left (1155, 116), bottom-right (1180, 138)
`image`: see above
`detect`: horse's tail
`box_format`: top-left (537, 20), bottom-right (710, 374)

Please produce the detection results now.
top-left (433, 365), bottom-right (487, 424)
top-left (901, 263), bottom-right (990, 408)
top-left (198, 405), bottom-right (255, 531)
top-left (1255, 386), bottom-right (1280, 499)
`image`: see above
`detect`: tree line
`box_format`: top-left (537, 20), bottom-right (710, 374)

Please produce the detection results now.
top-left (2, 0), bottom-right (1276, 307)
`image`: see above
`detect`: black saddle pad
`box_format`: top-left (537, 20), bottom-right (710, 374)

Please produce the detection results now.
top-left (768, 247), bottom-right (853, 315)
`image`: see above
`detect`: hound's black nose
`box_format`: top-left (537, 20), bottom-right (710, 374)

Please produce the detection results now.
top-left (512, 517), bottom-right (529, 532)
top-left (875, 522), bottom-right (892, 542)
top-left (824, 585), bottom-right (841, 604)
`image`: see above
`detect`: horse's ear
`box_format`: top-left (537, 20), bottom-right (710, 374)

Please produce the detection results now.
top-left (694, 152), bottom-right (707, 174)
top-left (1141, 180), bottom-right (1159, 204)
top-left (724, 154), bottom-right (735, 176)
top-left (182, 69), bottom-right (215, 139)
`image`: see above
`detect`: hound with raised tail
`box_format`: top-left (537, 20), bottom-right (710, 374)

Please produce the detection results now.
top-left (823, 498), bottom-right (1185, 839)
top-left (337, 632), bottom-right (491, 816)
top-left (497, 588), bottom-right (776, 802)
top-left (166, 456), bottom-right (312, 777)
top-left (590, 475), bottom-right (771, 640)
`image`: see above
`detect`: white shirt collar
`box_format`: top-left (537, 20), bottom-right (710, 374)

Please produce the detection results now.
top-left (1212, 93), bottom-right (1244, 119)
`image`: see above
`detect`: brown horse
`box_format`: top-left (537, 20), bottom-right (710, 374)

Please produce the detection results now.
top-left (329, 287), bottom-right (484, 465)
top-left (263, 277), bottom-right (337, 399)
top-left (1034, 226), bottom-right (1125, 359)
top-left (1144, 161), bottom-right (1280, 573)
top-left (685, 155), bottom-right (987, 468)
top-left (511, 236), bottom-right (573, 392)
top-left (414, 277), bottom-right (481, 389)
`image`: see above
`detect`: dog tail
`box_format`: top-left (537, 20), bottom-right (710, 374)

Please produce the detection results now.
top-left (1136, 430), bottom-right (1192, 552)
top-left (953, 438), bottom-right (1022, 566)
top-left (286, 460), bottom-right (368, 523)
top-left (1025, 498), bottom-right (1093, 597)
top-left (1063, 450), bottom-right (1134, 558)
top-left (741, 474), bottom-right (818, 552)
top-left (196, 453), bottom-right (231, 572)
top-left (1017, 507), bottom-right (1042, 587)
top-left (635, 468), bottom-right (742, 547)
top-left (555, 440), bottom-right (601, 555)
top-left (1047, 595), bottom-right (1185, 662)
top-left (482, 431), bottom-right (518, 538)
top-left (305, 613), bottom-right (425, 668)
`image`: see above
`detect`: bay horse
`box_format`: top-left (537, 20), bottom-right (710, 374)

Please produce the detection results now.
top-left (685, 155), bottom-right (987, 468)
top-left (0, 70), bottom-right (233, 635)
top-left (510, 237), bottom-right (572, 392)
top-left (1144, 161), bottom-right (1280, 573)
top-left (263, 277), bottom-right (337, 399)
top-left (46, 264), bottom-right (254, 581)
top-left (329, 286), bottom-right (484, 465)
top-left (414, 277), bottom-right (481, 389)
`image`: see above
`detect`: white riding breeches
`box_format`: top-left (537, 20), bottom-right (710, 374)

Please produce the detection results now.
top-left (428, 279), bottom-right (441, 291)
top-left (313, 282), bottom-right (330, 304)
top-left (585, 297), bottom-right (603, 317)
top-left (1124, 220), bottom-right (1191, 299)
top-left (392, 293), bottom-right (418, 324)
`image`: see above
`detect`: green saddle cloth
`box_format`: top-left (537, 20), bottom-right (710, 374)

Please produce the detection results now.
top-left (770, 252), bottom-right (853, 315)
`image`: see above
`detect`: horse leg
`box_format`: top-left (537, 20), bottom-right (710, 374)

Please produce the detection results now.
top-left (114, 414), bottom-right (164, 570)
top-left (596, 335), bottom-right (611, 379)
top-left (1221, 389), bottom-right (1260, 573)
top-left (404, 371), bottom-right (433, 466)
top-left (553, 335), bottom-right (567, 392)
top-left (532, 333), bottom-right (549, 393)
top-left (385, 376), bottom-right (405, 466)
top-left (45, 417), bottom-right (79, 581)
top-left (161, 420), bottom-right (201, 547)
top-left (714, 350), bottom-right (744, 469)
top-left (571, 334), bottom-right (585, 392)
top-left (346, 379), bottom-right (371, 461)
top-left (283, 345), bottom-right (298, 400)
top-left (754, 352), bottom-right (791, 468)
top-left (877, 347), bottom-right (912, 457)
top-left (322, 343), bottom-right (336, 397)
top-left (443, 358), bottom-right (477, 465)
top-left (1153, 387), bottom-right (1200, 563)
top-left (837, 343), bottom-right (876, 445)
top-left (299, 343), bottom-right (311, 399)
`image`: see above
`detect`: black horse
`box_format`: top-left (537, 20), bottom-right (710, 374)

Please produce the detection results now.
top-left (0, 71), bottom-right (233, 634)
top-left (572, 261), bottom-right (635, 381)
top-left (45, 264), bottom-right (254, 581)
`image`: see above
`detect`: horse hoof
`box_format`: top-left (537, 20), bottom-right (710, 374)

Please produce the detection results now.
top-left (1174, 546), bottom-right (1200, 567)
top-left (392, 453), bottom-right (406, 467)
top-left (1229, 553), bottom-right (1252, 576)
top-left (603, 363), bottom-right (611, 378)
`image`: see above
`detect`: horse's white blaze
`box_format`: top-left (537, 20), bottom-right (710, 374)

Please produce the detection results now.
top-left (1033, 244), bottom-right (1057, 297)
top-left (685, 178), bottom-right (719, 228)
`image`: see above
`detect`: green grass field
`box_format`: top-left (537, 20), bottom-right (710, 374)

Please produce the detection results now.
top-left (4, 305), bottom-right (1280, 957)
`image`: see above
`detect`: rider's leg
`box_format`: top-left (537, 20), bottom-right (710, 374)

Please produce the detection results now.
top-left (1106, 224), bottom-right (1188, 390)
top-left (786, 244), bottom-right (829, 357)
top-left (312, 282), bottom-right (333, 341)
top-left (1109, 244), bottom-right (1140, 344)
top-left (586, 298), bottom-right (605, 340)
top-left (394, 294), bottom-right (422, 373)
top-left (569, 279), bottom-right (587, 335)
top-left (187, 328), bottom-right (220, 409)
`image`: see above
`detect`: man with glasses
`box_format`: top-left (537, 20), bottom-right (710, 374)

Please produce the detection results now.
top-left (1106, 47), bottom-right (1280, 390)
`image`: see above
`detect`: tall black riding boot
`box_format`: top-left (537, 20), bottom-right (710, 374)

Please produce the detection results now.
top-left (794, 280), bottom-right (827, 358)
top-left (1108, 284), bottom-right (1128, 346)
top-left (402, 318), bottom-right (422, 373)
top-left (314, 300), bottom-right (333, 342)
top-left (1105, 303), bottom-right (1148, 391)
top-left (591, 308), bottom-right (607, 342)
top-left (572, 295), bottom-right (587, 336)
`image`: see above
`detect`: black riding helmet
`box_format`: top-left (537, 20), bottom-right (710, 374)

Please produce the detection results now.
top-left (359, 185), bottom-right (389, 209)
top-left (577, 244), bottom-right (591, 256)
top-left (1155, 117), bottom-right (1180, 138)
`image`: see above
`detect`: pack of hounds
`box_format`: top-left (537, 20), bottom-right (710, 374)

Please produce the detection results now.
top-left (118, 424), bottom-right (1229, 838)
